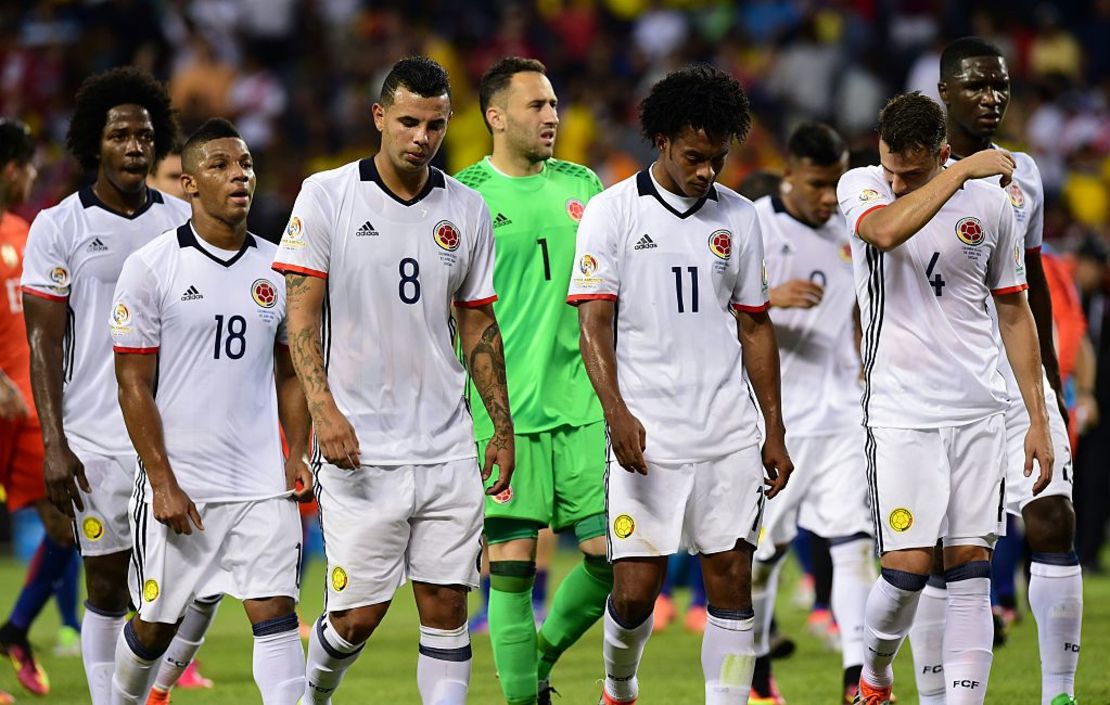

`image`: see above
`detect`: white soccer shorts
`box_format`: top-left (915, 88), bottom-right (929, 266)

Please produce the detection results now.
top-left (316, 458), bottom-right (484, 611)
top-left (606, 444), bottom-right (766, 560)
top-left (72, 452), bottom-right (134, 557)
top-left (129, 496), bottom-right (301, 624)
top-left (866, 413), bottom-right (1006, 553)
top-left (756, 432), bottom-right (872, 561)
top-left (1003, 379), bottom-right (1073, 515)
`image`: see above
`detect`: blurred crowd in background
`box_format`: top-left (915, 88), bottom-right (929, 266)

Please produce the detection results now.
top-left (1, 0), bottom-right (1110, 568)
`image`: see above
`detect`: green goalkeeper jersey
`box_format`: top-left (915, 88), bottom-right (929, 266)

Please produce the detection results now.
top-left (456, 157), bottom-right (604, 439)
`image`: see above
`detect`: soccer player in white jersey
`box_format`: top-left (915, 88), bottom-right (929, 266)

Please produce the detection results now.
top-left (902, 38), bottom-right (1082, 705)
top-left (108, 118), bottom-right (310, 705)
top-left (273, 57), bottom-right (514, 705)
top-left (750, 122), bottom-right (875, 705)
top-left (569, 65), bottom-right (793, 705)
top-left (19, 68), bottom-right (220, 705)
top-left (838, 92), bottom-right (1054, 705)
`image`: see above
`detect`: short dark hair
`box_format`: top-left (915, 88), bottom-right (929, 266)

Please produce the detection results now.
top-left (786, 122), bottom-right (847, 166)
top-left (940, 37), bottom-right (1004, 80)
top-left (181, 118), bottom-right (243, 173)
top-left (478, 57), bottom-right (547, 133)
top-left (879, 92), bottom-right (947, 156)
top-left (380, 56), bottom-right (451, 107)
top-left (0, 119), bottom-right (34, 166)
top-left (639, 64), bottom-right (751, 144)
top-left (65, 67), bottom-right (178, 173)
top-left (737, 171), bottom-right (782, 201)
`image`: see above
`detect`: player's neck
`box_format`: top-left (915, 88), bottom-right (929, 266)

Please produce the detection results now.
top-left (92, 176), bottom-right (148, 215)
top-left (779, 190), bottom-right (816, 229)
top-left (191, 208), bottom-right (247, 250)
top-left (947, 121), bottom-right (994, 160)
top-left (373, 152), bottom-right (429, 201)
top-left (488, 149), bottom-right (544, 177)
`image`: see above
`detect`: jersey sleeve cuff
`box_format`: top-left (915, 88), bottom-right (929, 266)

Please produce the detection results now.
top-left (732, 301), bottom-right (770, 313)
top-left (113, 345), bottom-right (159, 354)
top-left (991, 284), bottom-right (1029, 296)
top-left (567, 293), bottom-right (618, 305)
top-left (853, 204), bottom-right (887, 237)
top-left (454, 294), bottom-right (498, 308)
top-left (272, 262), bottom-right (327, 279)
top-left (20, 285), bottom-right (67, 302)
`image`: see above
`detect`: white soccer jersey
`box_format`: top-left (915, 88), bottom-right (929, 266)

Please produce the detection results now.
top-left (947, 148), bottom-right (1047, 403)
top-left (111, 223), bottom-right (288, 503)
top-left (21, 188), bottom-right (190, 457)
top-left (838, 165), bottom-right (1027, 429)
top-left (272, 158), bottom-right (497, 465)
top-left (566, 169), bottom-right (769, 463)
top-left (755, 195), bottom-right (861, 437)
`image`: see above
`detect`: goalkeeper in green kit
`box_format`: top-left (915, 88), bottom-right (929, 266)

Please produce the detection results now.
top-left (456, 57), bottom-right (611, 705)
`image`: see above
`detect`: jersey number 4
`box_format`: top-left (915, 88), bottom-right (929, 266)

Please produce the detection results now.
top-left (925, 251), bottom-right (945, 297)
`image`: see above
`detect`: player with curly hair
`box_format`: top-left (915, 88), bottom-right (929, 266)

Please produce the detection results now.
top-left (569, 64), bottom-right (793, 705)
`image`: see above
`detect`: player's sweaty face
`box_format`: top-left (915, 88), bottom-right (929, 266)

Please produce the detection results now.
top-left (879, 140), bottom-right (946, 198)
top-left (99, 104), bottom-right (155, 195)
top-left (375, 88), bottom-right (451, 173)
top-left (658, 126), bottom-right (729, 198)
top-left (189, 137), bottom-right (255, 225)
top-left (783, 156), bottom-right (846, 226)
top-left (501, 71), bottom-right (558, 162)
top-left (942, 57), bottom-right (1010, 141)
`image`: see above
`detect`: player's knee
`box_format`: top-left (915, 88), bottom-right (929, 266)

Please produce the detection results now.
top-left (610, 584), bottom-right (656, 626)
top-left (130, 617), bottom-right (178, 655)
top-left (84, 566), bottom-right (129, 611)
top-left (330, 606), bottom-right (387, 644)
top-left (1023, 496), bottom-right (1075, 553)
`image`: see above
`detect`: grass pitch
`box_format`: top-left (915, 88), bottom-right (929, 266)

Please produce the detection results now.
top-left (1, 550), bottom-right (1108, 703)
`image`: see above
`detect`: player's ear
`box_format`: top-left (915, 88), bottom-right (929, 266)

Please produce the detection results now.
top-left (181, 172), bottom-right (198, 198)
top-left (486, 105), bottom-right (504, 133)
top-left (938, 143), bottom-right (951, 166)
top-left (371, 103), bottom-right (385, 132)
top-left (655, 133), bottom-right (668, 154)
top-left (937, 80), bottom-right (949, 105)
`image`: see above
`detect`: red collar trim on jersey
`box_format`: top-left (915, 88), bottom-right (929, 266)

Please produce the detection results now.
top-left (79, 186), bottom-right (164, 220)
top-left (635, 169), bottom-right (716, 219)
top-left (176, 222), bottom-right (257, 268)
top-left (359, 157), bottom-right (445, 207)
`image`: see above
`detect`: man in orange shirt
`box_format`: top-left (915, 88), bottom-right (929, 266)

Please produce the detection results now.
top-left (0, 118), bottom-right (79, 701)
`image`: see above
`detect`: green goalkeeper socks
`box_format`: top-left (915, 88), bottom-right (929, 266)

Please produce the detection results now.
top-left (489, 560), bottom-right (539, 705)
top-left (536, 554), bottom-right (613, 682)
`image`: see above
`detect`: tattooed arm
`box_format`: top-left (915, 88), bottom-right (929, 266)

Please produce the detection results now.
top-left (456, 303), bottom-right (514, 495)
top-left (282, 272), bottom-right (360, 469)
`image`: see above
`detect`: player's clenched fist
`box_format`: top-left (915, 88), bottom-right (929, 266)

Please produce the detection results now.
top-left (286, 453), bottom-right (314, 502)
top-left (151, 481), bottom-right (204, 535)
top-left (608, 406), bottom-right (647, 474)
top-left (770, 279), bottom-right (824, 309)
top-left (314, 403), bottom-right (360, 469)
top-left (955, 148), bottom-right (1016, 187)
top-left (761, 431), bottom-right (794, 499)
top-left (482, 432), bottom-right (515, 497)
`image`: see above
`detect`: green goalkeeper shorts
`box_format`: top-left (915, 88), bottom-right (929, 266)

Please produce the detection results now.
top-left (479, 420), bottom-right (606, 535)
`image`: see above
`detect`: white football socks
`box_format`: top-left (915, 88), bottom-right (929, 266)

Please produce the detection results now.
top-left (416, 623), bottom-right (471, 705)
top-left (702, 606), bottom-right (756, 705)
top-left (909, 578), bottom-right (947, 705)
top-left (1029, 553), bottom-right (1083, 704)
top-left (829, 537), bottom-right (876, 670)
top-left (602, 597), bottom-right (653, 703)
top-left (251, 614), bottom-right (305, 705)
top-left (83, 602), bottom-right (127, 705)
top-left (861, 569), bottom-right (927, 689)
top-left (943, 562), bottom-right (993, 705)
top-left (152, 597), bottom-right (221, 692)
top-left (303, 614), bottom-right (364, 704)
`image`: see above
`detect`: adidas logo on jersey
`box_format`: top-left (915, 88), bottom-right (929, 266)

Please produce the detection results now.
top-left (355, 220), bottom-right (379, 237)
top-left (492, 212), bottom-right (512, 228)
top-left (86, 238), bottom-right (108, 252)
top-left (633, 234), bottom-right (657, 250)
top-left (180, 285), bottom-right (203, 301)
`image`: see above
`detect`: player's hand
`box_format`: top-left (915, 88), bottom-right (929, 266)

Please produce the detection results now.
top-left (607, 405), bottom-right (647, 474)
top-left (770, 280), bottom-right (824, 309)
top-left (761, 430), bottom-right (794, 499)
top-left (42, 442), bottom-right (89, 518)
top-left (314, 402), bottom-right (360, 470)
top-left (286, 454), bottom-right (314, 503)
top-left (0, 376), bottom-right (28, 420)
top-left (955, 149), bottom-right (1016, 188)
top-left (151, 481), bottom-right (204, 535)
top-left (1024, 420), bottom-right (1054, 496)
top-left (482, 431), bottom-right (515, 497)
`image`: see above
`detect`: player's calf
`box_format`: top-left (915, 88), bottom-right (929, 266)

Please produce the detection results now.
top-left (112, 618), bottom-right (180, 704)
top-left (941, 560), bottom-right (993, 705)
